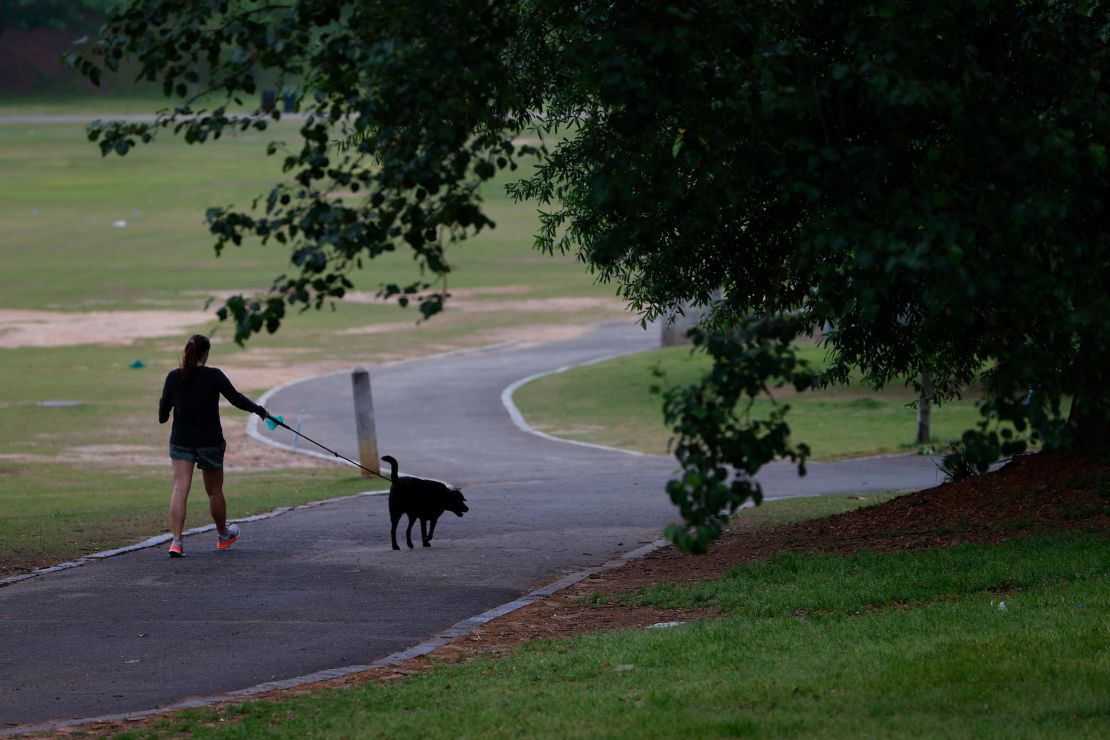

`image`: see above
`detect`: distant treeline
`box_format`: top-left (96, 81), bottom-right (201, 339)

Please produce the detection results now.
top-left (0, 1), bottom-right (122, 36)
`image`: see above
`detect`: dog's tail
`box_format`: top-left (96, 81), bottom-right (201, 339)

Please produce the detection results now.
top-left (381, 455), bottom-right (399, 481)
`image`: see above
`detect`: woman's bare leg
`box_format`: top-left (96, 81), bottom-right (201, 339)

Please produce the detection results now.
top-left (170, 459), bottom-right (195, 540)
top-left (202, 467), bottom-right (227, 536)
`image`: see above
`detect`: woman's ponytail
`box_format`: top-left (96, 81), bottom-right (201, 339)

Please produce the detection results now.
top-left (180, 334), bottom-right (211, 380)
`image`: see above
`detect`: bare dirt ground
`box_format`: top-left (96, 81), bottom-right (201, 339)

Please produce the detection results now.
top-left (47, 452), bottom-right (1110, 737)
top-left (0, 423), bottom-right (333, 472)
top-left (0, 309), bottom-right (213, 348)
top-left (0, 285), bottom-right (627, 350)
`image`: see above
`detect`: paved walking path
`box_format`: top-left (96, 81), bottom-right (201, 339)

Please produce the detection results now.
top-left (0, 321), bottom-right (943, 729)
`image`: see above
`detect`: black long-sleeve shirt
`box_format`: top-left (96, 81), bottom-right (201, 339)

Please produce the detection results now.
top-left (158, 366), bottom-right (264, 447)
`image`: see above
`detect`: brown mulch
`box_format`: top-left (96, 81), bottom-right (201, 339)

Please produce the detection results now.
top-left (29, 452), bottom-right (1110, 737)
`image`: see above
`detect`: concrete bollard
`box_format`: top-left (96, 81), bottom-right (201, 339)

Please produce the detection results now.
top-left (660, 290), bottom-right (723, 346)
top-left (661, 306), bottom-right (703, 346)
top-left (351, 367), bottom-right (380, 477)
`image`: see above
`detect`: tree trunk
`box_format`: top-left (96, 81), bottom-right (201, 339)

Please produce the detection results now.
top-left (1067, 392), bottom-right (1110, 450)
top-left (1066, 339), bottom-right (1110, 450)
top-left (915, 371), bottom-right (932, 446)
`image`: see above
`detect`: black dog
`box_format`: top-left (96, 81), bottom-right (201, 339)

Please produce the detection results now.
top-left (381, 455), bottom-right (468, 550)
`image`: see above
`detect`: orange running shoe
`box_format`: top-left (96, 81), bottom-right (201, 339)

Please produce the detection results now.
top-left (216, 523), bottom-right (240, 550)
top-left (168, 540), bottom-right (185, 558)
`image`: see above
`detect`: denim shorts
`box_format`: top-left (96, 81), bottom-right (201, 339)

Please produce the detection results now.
top-left (169, 443), bottom-right (225, 470)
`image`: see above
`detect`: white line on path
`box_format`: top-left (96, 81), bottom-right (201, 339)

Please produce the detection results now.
top-left (499, 348), bottom-right (664, 458)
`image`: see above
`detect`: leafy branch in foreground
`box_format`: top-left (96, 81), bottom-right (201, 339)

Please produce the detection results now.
top-left (660, 316), bottom-right (816, 553)
top-left (67, 0), bottom-right (536, 342)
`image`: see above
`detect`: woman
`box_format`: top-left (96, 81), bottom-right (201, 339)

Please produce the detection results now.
top-left (158, 334), bottom-right (270, 558)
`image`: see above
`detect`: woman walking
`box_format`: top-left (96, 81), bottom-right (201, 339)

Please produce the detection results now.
top-left (158, 334), bottom-right (270, 557)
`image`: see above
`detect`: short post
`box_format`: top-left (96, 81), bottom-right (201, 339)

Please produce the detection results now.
top-left (660, 290), bottom-right (721, 347)
top-left (915, 371), bottom-right (933, 446)
top-left (351, 367), bottom-right (380, 477)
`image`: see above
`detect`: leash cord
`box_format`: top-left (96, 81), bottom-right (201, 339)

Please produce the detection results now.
top-left (269, 418), bottom-right (392, 483)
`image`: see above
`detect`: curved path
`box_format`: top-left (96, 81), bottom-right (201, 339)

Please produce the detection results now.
top-left (0, 321), bottom-right (943, 729)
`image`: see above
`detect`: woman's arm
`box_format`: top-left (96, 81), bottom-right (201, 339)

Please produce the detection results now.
top-left (158, 373), bottom-right (173, 423)
top-left (215, 369), bottom-right (269, 418)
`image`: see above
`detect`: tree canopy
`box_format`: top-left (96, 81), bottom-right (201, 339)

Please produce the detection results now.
top-left (71, 1), bottom-right (1110, 551)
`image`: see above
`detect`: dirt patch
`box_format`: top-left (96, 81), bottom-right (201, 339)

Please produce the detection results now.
top-left (437, 286), bottom-right (535, 298)
top-left (452, 296), bottom-right (625, 314)
top-left (207, 286), bottom-right (537, 307)
top-left (41, 452), bottom-right (1109, 737)
top-left (0, 310), bottom-right (212, 348)
top-left (221, 425), bottom-right (337, 471)
top-left (219, 354), bottom-right (381, 391)
top-left (336, 322), bottom-right (416, 337)
top-left (475, 322), bottom-right (616, 347)
top-left (0, 431), bottom-right (336, 473)
top-left (65, 444), bottom-right (165, 467)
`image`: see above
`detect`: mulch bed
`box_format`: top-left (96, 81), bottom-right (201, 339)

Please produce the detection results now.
top-left (34, 452), bottom-right (1110, 737)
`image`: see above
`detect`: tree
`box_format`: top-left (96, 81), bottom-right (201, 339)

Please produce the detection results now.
top-left (71, 1), bottom-right (1110, 552)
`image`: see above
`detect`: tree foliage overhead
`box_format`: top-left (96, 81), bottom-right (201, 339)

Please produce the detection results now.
top-left (72, 1), bottom-right (1109, 552)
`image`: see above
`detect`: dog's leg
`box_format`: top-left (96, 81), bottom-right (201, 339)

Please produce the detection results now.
top-left (390, 513), bottom-right (402, 551)
top-left (405, 514), bottom-right (416, 549)
top-left (427, 515), bottom-right (439, 543)
top-left (420, 518), bottom-right (431, 547)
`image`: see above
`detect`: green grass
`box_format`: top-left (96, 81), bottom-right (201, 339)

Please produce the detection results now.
top-left (607, 533), bottom-right (1107, 616)
top-left (513, 345), bottom-right (985, 459)
top-left (0, 122), bottom-right (605, 312)
top-left (118, 531), bottom-right (1110, 738)
top-left (732, 490), bottom-right (905, 529)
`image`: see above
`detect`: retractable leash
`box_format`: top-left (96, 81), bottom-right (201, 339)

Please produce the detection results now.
top-left (265, 415), bottom-right (392, 483)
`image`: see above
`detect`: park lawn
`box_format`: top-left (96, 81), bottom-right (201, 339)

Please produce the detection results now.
top-left (733, 489), bottom-right (904, 527)
top-left (0, 122), bottom-right (604, 311)
top-left (0, 462), bottom-right (382, 572)
top-left (512, 345), bottom-right (984, 460)
top-left (0, 119), bottom-right (622, 572)
top-left (120, 528), bottom-right (1109, 739)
